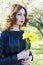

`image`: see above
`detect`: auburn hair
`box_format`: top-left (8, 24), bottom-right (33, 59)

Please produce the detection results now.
top-left (3, 4), bottom-right (28, 30)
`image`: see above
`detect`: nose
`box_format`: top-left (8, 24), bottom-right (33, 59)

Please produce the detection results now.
top-left (21, 15), bottom-right (25, 20)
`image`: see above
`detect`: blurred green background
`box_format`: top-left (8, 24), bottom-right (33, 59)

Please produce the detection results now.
top-left (0, 0), bottom-right (43, 65)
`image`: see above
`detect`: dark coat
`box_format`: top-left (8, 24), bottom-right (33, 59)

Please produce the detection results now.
top-left (0, 30), bottom-right (33, 65)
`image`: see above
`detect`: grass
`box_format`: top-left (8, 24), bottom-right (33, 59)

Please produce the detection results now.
top-left (30, 42), bottom-right (43, 65)
top-left (21, 26), bottom-right (43, 65)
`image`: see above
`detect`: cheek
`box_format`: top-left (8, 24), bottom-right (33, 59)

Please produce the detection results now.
top-left (16, 15), bottom-right (25, 22)
top-left (16, 16), bottom-right (20, 21)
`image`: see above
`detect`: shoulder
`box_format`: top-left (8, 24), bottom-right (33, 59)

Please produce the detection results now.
top-left (0, 30), bottom-right (8, 38)
top-left (20, 30), bottom-right (24, 34)
top-left (19, 30), bottom-right (24, 36)
top-left (19, 30), bottom-right (25, 39)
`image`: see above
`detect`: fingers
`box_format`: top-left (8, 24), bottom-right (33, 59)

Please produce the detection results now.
top-left (21, 60), bottom-right (29, 65)
top-left (21, 56), bottom-right (32, 65)
top-left (21, 60), bottom-right (26, 65)
top-left (28, 56), bottom-right (32, 62)
top-left (26, 56), bottom-right (32, 64)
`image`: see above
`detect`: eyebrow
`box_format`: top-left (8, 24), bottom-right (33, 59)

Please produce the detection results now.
top-left (17, 12), bottom-right (25, 15)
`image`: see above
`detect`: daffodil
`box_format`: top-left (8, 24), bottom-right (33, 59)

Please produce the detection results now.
top-left (22, 32), bottom-right (30, 39)
top-left (22, 31), bottom-right (39, 50)
top-left (22, 31), bottom-right (39, 61)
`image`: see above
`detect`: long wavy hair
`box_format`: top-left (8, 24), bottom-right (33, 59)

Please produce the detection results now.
top-left (3, 4), bottom-right (28, 30)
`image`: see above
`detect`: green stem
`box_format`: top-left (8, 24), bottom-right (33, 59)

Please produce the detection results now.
top-left (25, 38), bottom-right (30, 50)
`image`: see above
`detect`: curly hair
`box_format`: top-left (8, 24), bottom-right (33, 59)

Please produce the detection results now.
top-left (3, 4), bottom-right (28, 30)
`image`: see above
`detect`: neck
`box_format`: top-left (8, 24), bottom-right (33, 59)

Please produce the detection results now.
top-left (11, 25), bottom-right (20, 31)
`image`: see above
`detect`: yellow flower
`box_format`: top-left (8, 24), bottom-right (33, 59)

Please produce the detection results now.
top-left (22, 32), bottom-right (30, 39)
top-left (29, 36), bottom-right (36, 43)
top-left (29, 32), bottom-right (39, 43)
top-left (22, 31), bottom-right (39, 43)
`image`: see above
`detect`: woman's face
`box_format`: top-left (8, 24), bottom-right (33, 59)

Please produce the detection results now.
top-left (16, 8), bottom-right (26, 26)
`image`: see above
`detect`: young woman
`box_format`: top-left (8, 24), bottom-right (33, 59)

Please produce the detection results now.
top-left (0, 4), bottom-right (33, 65)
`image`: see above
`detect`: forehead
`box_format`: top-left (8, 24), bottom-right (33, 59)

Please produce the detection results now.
top-left (17, 8), bottom-right (25, 14)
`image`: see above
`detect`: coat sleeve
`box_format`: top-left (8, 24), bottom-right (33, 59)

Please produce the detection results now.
top-left (0, 31), bottom-right (18, 65)
top-left (28, 43), bottom-right (33, 61)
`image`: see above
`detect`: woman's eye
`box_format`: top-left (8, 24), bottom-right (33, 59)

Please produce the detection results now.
top-left (24, 14), bottom-right (26, 16)
top-left (17, 14), bottom-right (21, 16)
top-left (17, 13), bottom-right (26, 17)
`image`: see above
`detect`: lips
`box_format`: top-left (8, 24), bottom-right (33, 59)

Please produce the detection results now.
top-left (20, 21), bottom-right (24, 23)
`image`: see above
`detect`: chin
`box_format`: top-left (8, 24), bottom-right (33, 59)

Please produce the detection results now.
top-left (20, 23), bottom-right (24, 26)
top-left (20, 24), bottom-right (24, 26)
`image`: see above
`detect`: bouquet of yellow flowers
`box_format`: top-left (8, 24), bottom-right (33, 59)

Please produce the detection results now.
top-left (22, 31), bottom-right (39, 50)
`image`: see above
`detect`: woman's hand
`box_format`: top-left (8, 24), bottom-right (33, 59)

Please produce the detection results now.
top-left (17, 49), bottom-right (30, 60)
top-left (21, 56), bottom-right (32, 65)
